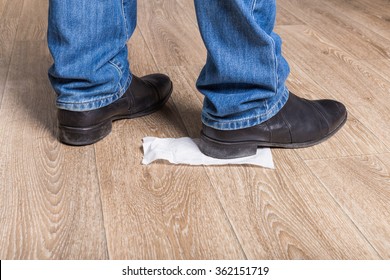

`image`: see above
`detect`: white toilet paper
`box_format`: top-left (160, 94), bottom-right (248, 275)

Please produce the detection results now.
top-left (142, 137), bottom-right (274, 168)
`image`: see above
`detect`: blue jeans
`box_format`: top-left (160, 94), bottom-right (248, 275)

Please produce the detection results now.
top-left (48, 0), bottom-right (290, 130)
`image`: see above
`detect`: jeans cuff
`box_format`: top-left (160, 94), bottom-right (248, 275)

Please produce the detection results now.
top-left (201, 88), bottom-right (289, 130)
top-left (56, 74), bottom-right (132, 111)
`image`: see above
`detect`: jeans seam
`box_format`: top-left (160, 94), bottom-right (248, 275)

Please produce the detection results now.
top-left (121, 0), bottom-right (130, 39)
top-left (269, 37), bottom-right (278, 97)
top-left (108, 60), bottom-right (123, 77)
top-left (119, 74), bottom-right (132, 95)
top-left (250, 0), bottom-right (257, 17)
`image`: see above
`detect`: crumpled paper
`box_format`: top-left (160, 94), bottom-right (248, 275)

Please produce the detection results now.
top-left (142, 137), bottom-right (274, 168)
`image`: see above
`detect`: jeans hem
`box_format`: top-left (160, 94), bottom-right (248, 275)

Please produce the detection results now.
top-left (202, 88), bottom-right (289, 130)
top-left (56, 74), bottom-right (132, 111)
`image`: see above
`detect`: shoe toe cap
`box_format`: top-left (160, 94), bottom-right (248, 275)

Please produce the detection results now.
top-left (143, 73), bottom-right (173, 99)
top-left (317, 99), bottom-right (347, 132)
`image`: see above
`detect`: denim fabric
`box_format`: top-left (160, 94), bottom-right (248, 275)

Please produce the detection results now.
top-left (47, 0), bottom-right (290, 129)
top-left (48, 0), bottom-right (136, 111)
top-left (195, 0), bottom-right (290, 130)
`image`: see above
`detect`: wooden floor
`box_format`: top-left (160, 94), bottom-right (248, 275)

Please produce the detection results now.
top-left (0, 0), bottom-right (389, 259)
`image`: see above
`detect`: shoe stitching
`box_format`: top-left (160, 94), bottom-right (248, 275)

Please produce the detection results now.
top-left (264, 121), bottom-right (272, 142)
top-left (280, 110), bottom-right (293, 144)
top-left (310, 100), bottom-right (331, 134)
top-left (121, 0), bottom-right (130, 39)
top-left (127, 86), bottom-right (135, 112)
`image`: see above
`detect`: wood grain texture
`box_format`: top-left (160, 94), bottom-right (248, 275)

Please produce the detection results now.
top-left (1, 0), bottom-right (390, 260)
top-left (94, 120), bottom-right (245, 259)
top-left (276, 5), bottom-right (305, 26)
top-left (0, 0), bottom-right (24, 19)
top-left (306, 154), bottom-right (390, 258)
top-left (0, 122), bottom-right (109, 259)
top-left (0, 18), bottom-right (19, 108)
top-left (163, 65), bottom-right (380, 259)
top-left (210, 149), bottom-right (380, 259)
top-left (321, 0), bottom-right (390, 39)
top-left (0, 0), bottom-right (24, 109)
top-left (278, 25), bottom-right (390, 149)
top-left (97, 23), bottom-right (243, 258)
top-left (362, 58), bottom-right (390, 85)
top-left (94, 64), bottom-right (244, 259)
top-left (285, 64), bottom-right (389, 160)
top-left (279, 0), bottom-right (390, 60)
top-left (16, 0), bottom-right (48, 41)
top-left (0, 38), bottom-right (108, 258)
top-left (137, 0), bottom-right (206, 66)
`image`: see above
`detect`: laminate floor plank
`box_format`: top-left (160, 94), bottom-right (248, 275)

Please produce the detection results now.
top-left (0, 0), bottom-right (24, 19)
top-left (95, 23), bottom-right (244, 258)
top-left (16, 0), bottom-right (48, 41)
top-left (306, 154), bottom-right (390, 258)
top-left (0, 18), bottom-right (19, 108)
top-left (2, 0), bottom-right (390, 260)
top-left (173, 0), bottom-right (197, 26)
top-left (278, 0), bottom-right (390, 60)
top-left (362, 59), bottom-right (390, 85)
top-left (162, 65), bottom-right (380, 259)
top-left (285, 64), bottom-right (389, 160)
top-left (94, 66), bottom-right (245, 259)
top-left (0, 41), bottom-right (108, 259)
top-left (0, 0), bottom-right (24, 109)
top-left (276, 5), bottom-right (305, 26)
top-left (278, 25), bottom-right (390, 149)
top-left (137, 0), bottom-right (206, 67)
top-left (321, 0), bottom-right (390, 38)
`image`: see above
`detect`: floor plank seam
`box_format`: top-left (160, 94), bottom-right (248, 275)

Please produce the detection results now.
top-left (320, 0), bottom-right (390, 52)
top-left (2, 0), bottom-right (390, 260)
top-left (93, 145), bottom-right (111, 260)
top-left (136, 27), bottom-right (160, 69)
top-left (301, 152), bottom-right (390, 162)
top-left (281, 0), bottom-right (390, 61)
top-left (360, 59), bottom-right (390, 86)
top-left (300, 159), bottom-right (383, 259)
top-left (288, 65), bottom-right (390, 153)
top-left (0, 2), bottom-right (25, 111)
top-left (202, 168), bottom-right (249, 259)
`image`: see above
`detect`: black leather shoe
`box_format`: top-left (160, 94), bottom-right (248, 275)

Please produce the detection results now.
top-left (199, 93), bottom-right (347, 159)
top-left (58, 74), bottom-right (173, 145)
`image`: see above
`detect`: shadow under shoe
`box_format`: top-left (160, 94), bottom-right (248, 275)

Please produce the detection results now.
top-left (199, 92), bottom-right (348, 159)
top-left (57, 74), bottom-right (173, 146)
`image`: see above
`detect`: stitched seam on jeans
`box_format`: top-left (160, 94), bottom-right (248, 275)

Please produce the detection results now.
top-left (117, 74), bottom-right (132, 96)
top-left (107, 59), bottom-right (130, 96)
top-left (269, 37), bottom-right (279, 97)
top-left (250, 0), bottom-right (257, 18)
top-left (108, 60), bottom-right (123, 77)
top-left (251, 0), bottom-right (278, 103)
top-left (121, 0), bottom-right (130, 39)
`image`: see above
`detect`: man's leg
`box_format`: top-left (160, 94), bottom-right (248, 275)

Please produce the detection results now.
top-left (194, 0), bottom-right (347, 158)
top-left (48, 0), bottom-right (172, 145)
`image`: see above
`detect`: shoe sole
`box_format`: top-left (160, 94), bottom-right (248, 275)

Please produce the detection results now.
top-left (199, 111), bottom-right (348, 159)
top-left (58, 84), bottom-right (173, 146)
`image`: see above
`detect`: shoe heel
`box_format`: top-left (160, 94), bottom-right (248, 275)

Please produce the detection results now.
top-left (58, 121), bottom-right (112, 146)
top-left (198, 134), bottom-right (258, 159)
